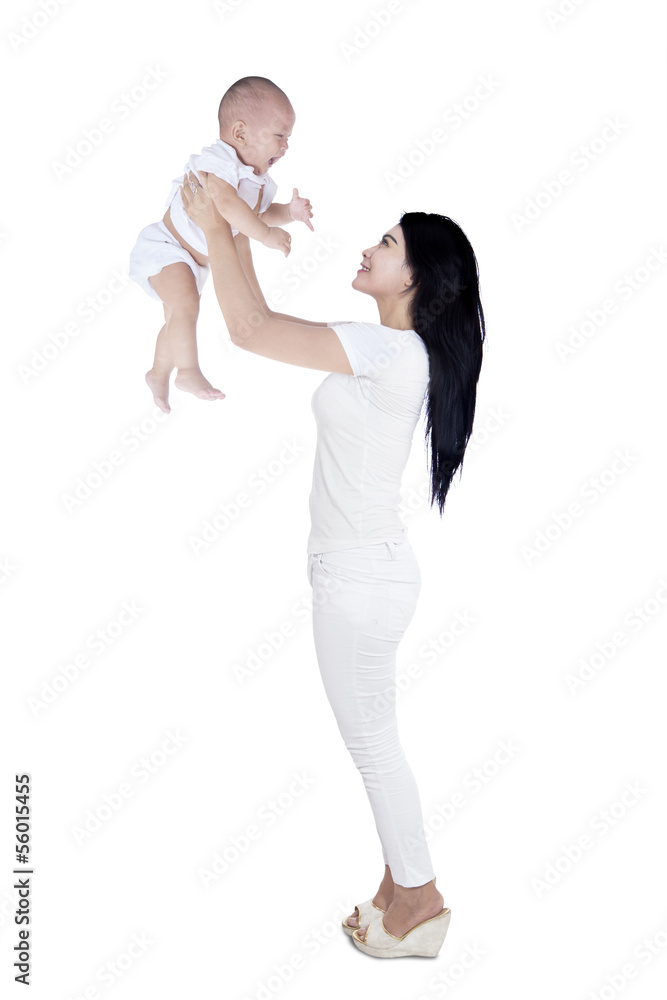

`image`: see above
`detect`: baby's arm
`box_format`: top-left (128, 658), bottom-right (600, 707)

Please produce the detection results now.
top-left (261, 187), bottom-right (314, 232)
top-left (206, 174), bottom-right (291, 256)
top-left (260, 202), bottom-right (292, 226)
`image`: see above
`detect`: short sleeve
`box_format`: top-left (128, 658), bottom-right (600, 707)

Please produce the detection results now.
top-left (329, 322), bottom-right (425, 382)
top-left (194, 144), bottom-right (239, 189)
top-left (259, 174), bottom-right (278, 211)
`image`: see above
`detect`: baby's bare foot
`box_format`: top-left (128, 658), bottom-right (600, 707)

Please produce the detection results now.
top-left (145, 369), bottom-right (171, 414)
top-left (174, 367), bottom-right (225, 401)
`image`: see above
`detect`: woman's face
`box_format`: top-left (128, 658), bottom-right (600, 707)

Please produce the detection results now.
top-left (352, 224), bottom-right (413, 300)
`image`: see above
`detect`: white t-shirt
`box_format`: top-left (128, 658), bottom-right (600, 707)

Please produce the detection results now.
top-left (165, 138), bottom-right (278, 255)
top-left (307, 321), bottom-right (430, 555)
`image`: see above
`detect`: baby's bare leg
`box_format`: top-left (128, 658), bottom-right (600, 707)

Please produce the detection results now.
top-left (146, 262), bottom-right (225, 413)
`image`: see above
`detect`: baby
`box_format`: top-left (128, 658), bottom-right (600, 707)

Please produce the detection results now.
top-left (129, 76), bottom-right (314, 413)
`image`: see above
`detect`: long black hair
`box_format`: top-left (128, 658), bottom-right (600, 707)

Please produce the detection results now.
top-left (399, 212), bottom-right (486, 515)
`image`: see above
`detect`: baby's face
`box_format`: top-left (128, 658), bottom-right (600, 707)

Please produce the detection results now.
top-left (240, 101), bottom-right (295, 175)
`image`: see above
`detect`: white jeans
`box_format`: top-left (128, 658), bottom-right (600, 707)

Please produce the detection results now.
top-left (307, 538), bottom-right (436, 887)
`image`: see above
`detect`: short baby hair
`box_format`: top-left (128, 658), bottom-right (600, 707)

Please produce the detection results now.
top-left (218, 76), bottom-right (292, 132)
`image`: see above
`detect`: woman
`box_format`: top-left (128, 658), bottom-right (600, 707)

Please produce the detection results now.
top-left (179, 171), bottom-right (486, 959)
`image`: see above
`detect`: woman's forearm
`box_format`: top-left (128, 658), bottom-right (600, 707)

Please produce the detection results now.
top-left (235, 234), bottom-right (268, 309)
top-left (181, 174), bottom-right (327, 341)
top-left (203, 221), bottom-right (270, 342)
top-left (269, 311), bottom-right (331, 327)
top-left (206, 228), bottom-right (327, 333)
top-left (234, 235), bottom-right (327, 326)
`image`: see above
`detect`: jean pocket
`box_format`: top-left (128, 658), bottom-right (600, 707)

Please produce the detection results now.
top-left (310, 555), bottom-right (349, 614)
top-left (313, 552), bottom-right (346, 581)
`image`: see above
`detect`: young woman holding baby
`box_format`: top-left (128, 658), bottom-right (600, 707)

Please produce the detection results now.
top-left (178, 168), bottom-right (486, 959)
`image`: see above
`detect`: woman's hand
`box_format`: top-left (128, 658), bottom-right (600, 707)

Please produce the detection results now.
top-left (179, 170), bottom-right (227, 234)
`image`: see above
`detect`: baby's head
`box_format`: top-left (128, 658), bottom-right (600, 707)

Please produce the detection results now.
top-left (218, 76), bottom-right (295, 175)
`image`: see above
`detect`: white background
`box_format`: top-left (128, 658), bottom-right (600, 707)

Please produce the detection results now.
top-left (1, 0), bottom-right (666, 996)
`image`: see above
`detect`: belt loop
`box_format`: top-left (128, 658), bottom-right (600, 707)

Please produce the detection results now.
top-left (385, 541), bottom-right (396, 560)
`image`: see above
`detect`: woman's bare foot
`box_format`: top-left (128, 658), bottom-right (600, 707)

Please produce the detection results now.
top-left (344, 866), bottom-right (395, 930)
top-left (145, 368), bottom-right (172, 414)
top-left (356, 879), bottom-right (444, 942)
top-left (174, 366), bottom-right (225, 401)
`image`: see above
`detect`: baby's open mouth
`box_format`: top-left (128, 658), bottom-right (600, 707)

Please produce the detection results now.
top-left (268, 155), bottom-right (280, 166)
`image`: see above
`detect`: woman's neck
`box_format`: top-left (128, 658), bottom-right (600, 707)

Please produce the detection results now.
top-left (376, 300), bottom-right (413, 331)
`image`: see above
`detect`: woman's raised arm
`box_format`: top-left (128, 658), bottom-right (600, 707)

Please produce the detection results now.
top-left (180, 173), bottom-right (352, 375)
top-left (234, 233), bottom-right (332, 329)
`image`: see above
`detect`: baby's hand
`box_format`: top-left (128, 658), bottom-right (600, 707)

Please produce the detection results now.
top-left (263, 226), bottom-right (292, 257)
top-left (288, 188), bottom-right (314, 232)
